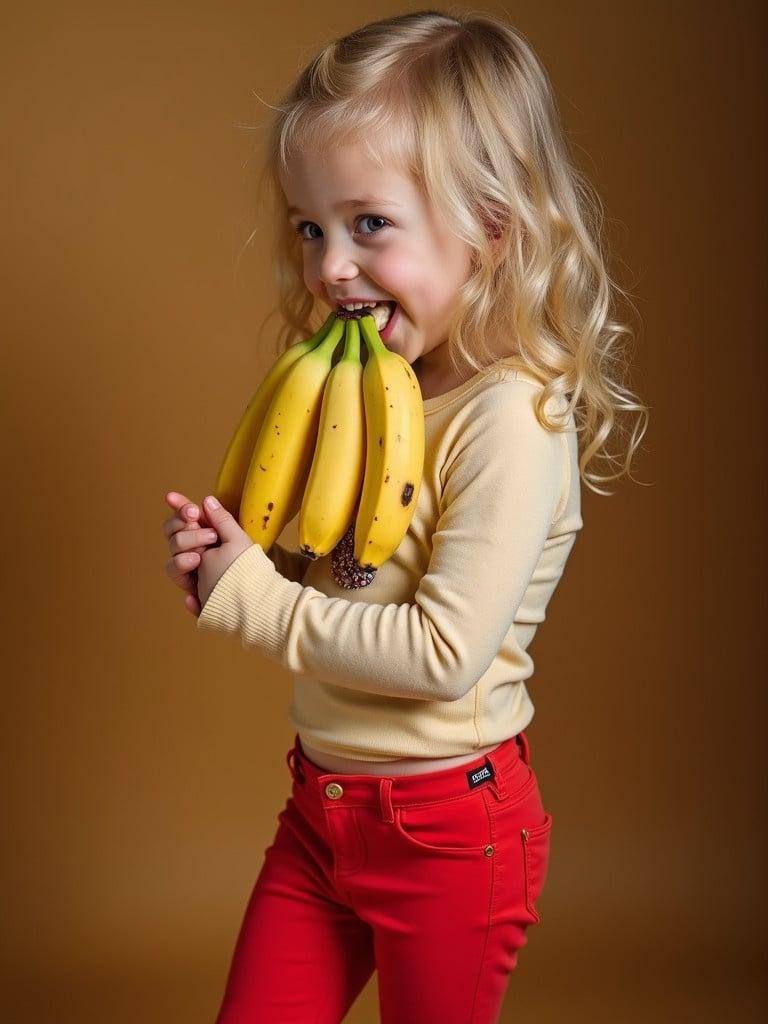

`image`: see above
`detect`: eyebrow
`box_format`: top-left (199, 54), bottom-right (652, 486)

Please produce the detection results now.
top-left (286, 196), bottom-right (402, 217)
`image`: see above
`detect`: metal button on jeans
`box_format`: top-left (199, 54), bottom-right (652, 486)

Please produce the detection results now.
top-left (325, 782), bottom-right (344, 799)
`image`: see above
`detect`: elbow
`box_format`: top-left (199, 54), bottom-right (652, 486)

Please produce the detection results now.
top-left (447, 673), bottom-right (477, 702)
top-left (431, 661), bottom-right (479, 702)
top-left (446, 654), bottom-right (492, 701)
top-left (420, 616), bottom-right (486, 700)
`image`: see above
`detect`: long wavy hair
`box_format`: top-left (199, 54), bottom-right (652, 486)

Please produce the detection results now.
top-left (240, 8), bottom-right (650, 495)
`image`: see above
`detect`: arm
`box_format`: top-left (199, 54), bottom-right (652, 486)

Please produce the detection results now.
top-left (197, 381), bottom-right (568, 701)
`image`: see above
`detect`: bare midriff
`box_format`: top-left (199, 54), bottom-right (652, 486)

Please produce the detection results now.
top-left (299, 739), bottom-right (504, 777)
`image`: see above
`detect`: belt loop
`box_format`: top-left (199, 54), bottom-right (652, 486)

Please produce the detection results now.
top-left (286, 748), bottom-right (305, 783)
top-left (517, 731), bottom-right (531, 766)
top-left (487, 750), bottom-right (507, 802)
top-left (379, 778), bottom-right (394, 822)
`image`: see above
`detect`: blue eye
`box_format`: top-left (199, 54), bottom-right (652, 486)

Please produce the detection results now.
top-left (356, 215), bottom-right (390, 236)
top-left (294, 214), bottom-right (390, 241)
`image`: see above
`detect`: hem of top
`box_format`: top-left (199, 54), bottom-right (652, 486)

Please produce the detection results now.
top-left (296, 725), bottom-right (535, 764)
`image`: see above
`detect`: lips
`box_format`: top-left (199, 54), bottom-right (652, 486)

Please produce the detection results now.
top-left (335, 300), bottom-right (394, 314)
top-left (380, 302), bottom-right (399, 339)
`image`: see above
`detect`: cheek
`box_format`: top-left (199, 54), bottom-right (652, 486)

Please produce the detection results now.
top-left (384, 236), bottom-right (465, 311)
top-left (305, 269), bottom-right (325, 301)
top-left (374, 251), bottom-right (412, 295)
top-left (420, 245), bottom-right (472, 319)
top-left (375, 252), bottom-right (435, 316)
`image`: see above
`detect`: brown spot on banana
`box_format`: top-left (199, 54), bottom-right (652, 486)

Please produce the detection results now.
top-left (401, 482), bottom-right (414, 506)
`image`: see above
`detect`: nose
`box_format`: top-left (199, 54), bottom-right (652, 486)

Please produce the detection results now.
top-left (317, 233), bottom-right (359, 287)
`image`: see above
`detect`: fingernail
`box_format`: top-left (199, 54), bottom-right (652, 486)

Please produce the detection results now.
top-left (205, 495), bottom-right (220, 510)
top-left (188, 505), bottom-right (198, 517)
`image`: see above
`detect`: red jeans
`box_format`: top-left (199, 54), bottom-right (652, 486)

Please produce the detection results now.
top-left (214, 730), bottom-right (553, 1023)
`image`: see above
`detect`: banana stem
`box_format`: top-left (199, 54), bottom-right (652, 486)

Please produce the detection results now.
top-left (317, 316), bottom-right (346, 359)
top-left (358, 313), bottom-right (388, 360)
top-left (302, 311), bottom-right (338, 349)
top-left (341, 317), bottom-right (362, 363)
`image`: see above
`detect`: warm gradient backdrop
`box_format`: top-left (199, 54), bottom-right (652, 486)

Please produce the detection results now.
top-left (2, 2), bottom-right (765, 1021)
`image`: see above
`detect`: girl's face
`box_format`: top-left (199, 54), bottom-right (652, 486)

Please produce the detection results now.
top-left (279, 143), bottom-right (474, 372)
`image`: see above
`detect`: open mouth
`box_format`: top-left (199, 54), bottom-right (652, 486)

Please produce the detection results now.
top-left (335, 301), bottom-right (397, 332)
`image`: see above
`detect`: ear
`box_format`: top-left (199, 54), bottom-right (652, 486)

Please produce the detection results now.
top-left (470, 214), bottom-right (504, 272)
top-left (479, 210), bottom-right (505, 257)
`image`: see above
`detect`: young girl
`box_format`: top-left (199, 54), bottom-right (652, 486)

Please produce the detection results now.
top-left (163, 10), bottom-right (648, 1022)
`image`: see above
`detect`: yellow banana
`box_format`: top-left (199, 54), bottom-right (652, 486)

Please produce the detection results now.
top-left (298, 318), bottom-right (366, 560)
top-left (353, 313), bottom-right (425, 571)
top-left (239, 316), bottom-right (346, 549)
top-left (213, 313), bottom-right (337, 517)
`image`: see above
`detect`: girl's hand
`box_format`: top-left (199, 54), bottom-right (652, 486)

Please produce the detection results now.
top-left (163, 491), bottom-right (221, 618)
top-left (195, 496), bottom-right (255, 612)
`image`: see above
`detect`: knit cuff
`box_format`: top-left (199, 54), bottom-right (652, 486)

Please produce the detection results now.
top-left (196, 543), bottom-right (302, 662)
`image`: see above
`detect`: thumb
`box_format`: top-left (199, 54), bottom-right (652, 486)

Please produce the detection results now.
top-left (203, 495), bottom-right (240, 537)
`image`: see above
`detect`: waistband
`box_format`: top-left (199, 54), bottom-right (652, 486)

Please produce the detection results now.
top-left (286, 732), bottom-right (531, 820)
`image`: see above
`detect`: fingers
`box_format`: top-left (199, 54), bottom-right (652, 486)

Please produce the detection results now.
top-left (163, 491), bottom-right (218, 609)
top-left (168, 526), bottom-right (219, 557)
top-left (165, 490), bottom-right (209, 523)
top-left (164, 491), bottom-right (214, 534)
top-left (163, 492), bottom-right (217, 570)
top-left (165, 553), bottom-right (199, 597)
top-left (164, 527), bottom-right (218, 589)
top-left (163, 491), bottom-right (219, 602)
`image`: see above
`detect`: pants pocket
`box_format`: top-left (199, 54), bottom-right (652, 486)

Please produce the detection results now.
top-left (393, 790), bottom-right (493, 854)
top-left (520, 812), bottom-right (553, 923)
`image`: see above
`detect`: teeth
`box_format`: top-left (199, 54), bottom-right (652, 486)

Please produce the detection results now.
top-left (336, 300), bottom-right (395, 331)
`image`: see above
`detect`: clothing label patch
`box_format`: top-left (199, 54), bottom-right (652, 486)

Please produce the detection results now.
top-left (466, 758), bottom-right (495, 790)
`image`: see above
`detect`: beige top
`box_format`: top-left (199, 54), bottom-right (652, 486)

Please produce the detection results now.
top-left (197, 357), bottom-right (584, 762)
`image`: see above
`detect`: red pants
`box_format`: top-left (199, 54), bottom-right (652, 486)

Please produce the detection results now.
top-left (214, 730), bottom-right (553, 1023)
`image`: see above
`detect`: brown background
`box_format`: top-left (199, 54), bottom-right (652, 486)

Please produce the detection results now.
top-left (2, 2), bottom-right (766, 1021)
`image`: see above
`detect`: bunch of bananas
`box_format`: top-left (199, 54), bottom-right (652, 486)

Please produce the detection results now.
top-left (213, 309), bottom-right (425, 585)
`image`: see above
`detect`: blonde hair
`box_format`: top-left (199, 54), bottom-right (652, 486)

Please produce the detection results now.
top-left (242, 8), bottom-right (650, 496)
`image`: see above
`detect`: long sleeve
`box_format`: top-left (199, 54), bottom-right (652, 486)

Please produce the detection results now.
top-left (196, 381), bottom-right (568, 702)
